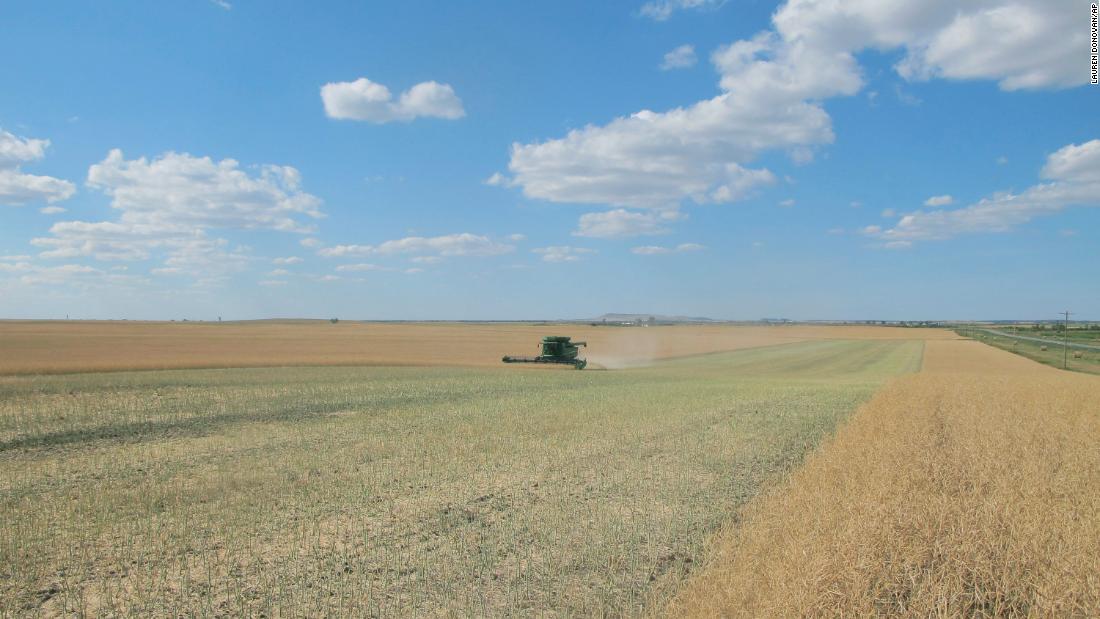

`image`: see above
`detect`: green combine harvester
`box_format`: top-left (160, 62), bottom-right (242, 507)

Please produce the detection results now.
top-left (502, 336), bottom-right (588, 369)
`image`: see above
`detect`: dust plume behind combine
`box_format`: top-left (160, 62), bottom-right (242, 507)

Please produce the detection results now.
top-left (585, 328), bottom-right (662, 369)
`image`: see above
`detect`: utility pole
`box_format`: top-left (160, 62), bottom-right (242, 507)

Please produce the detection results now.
top-left (1061, 310), bottom-right (1073, 369)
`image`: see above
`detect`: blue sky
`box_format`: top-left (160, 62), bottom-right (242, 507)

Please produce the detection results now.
top-left (0, 0), bottom-right (1096, 320)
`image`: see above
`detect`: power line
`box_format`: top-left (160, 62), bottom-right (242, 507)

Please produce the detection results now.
top-left (1061, 310), bottom-right (1074, 369)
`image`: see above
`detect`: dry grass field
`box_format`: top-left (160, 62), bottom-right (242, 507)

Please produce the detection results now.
top-left (0, 320), bottom-right (950, 374)
top-left (0, 336), bottom-right (924, 616)
top-left (669, 339), bottom-right (1100, 617)
top-left (959, 328), bottom-right (1100, 375)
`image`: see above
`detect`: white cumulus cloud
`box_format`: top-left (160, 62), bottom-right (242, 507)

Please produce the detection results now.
top-left (660, 44), bottom-right (697, 70)
top-left (776, 0), bottom-right (1086, 91)
top-left (86, 149), bottom-right (322, 232)
top-left (893, 2), bottom-right (1085, 90)
top-left (0, 258), bottom-right (33, 272)
top-left (573, 209), bottom-right (681, 238)
top-left (3, 261), bottom-right (149, 289)
top-left (33, 221), bottom-right (199, 261)
top-left (0, 129), bottom-right (50, 165)
top-left (19, 263), bottom-right (99, 285)
top-left (631, 242), bottom-right (705, 255)
top-left (631, 245), bottom-right (672, 255)
top-left (0, 129), bottom-right (76, 206)
top-left (318, 233), bottom-right (514, 258)
top-left (640, 0), bottom-right (724, 21)
top-left (31, 149), bottom-right (322, 284)
top-left (532, 246), bottom-right (596, 263)
top-left (335, 263), bottom-right (388, 272)
top-left (321, 77), bottom-right (465, 123)
top-left (484, 172), bottom-right (510, 186)
top-left (1041, 140), bottom-right (1100, 181)
top-left (503, 29), bottom-right (843, 212)
top-left (499, 0), bottom-right (1086, 227)
top-left (924, 194), bottom-right (954, 207)
top-left (867, 139), bottom-right (1100, 244)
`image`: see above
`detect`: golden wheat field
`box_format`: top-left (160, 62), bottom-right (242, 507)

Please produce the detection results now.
top-left (0, 320), bottom-right (951, 374)
top-left (669, 339), bottom-right (1100, 617)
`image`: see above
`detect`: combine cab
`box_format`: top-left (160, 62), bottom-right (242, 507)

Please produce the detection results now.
top-left (503, 336), bottom-right (588, 369)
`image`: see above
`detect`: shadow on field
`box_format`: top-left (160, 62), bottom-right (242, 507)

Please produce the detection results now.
top-left (0, 389), bottom-right (470, 452)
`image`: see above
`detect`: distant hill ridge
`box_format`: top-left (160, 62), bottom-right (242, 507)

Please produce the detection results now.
top-left (591, 313), bottom-right (716, 323)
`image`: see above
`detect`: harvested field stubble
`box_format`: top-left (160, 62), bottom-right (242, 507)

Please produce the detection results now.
top-left (670, 340), bottom-right (1100, 617)
top-left (0, 340), bottom-right (922, 616)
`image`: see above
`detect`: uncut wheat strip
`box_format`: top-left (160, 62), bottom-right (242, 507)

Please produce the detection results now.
top-left (667, 364), bottom-right (1100, 617)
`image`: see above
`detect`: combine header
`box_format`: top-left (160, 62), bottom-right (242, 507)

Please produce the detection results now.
top-left (502, 336), bottom-right (588, 369)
